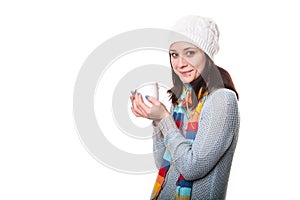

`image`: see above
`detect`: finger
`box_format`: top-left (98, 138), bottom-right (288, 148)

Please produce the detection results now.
top-left (131, 106), bottom-right (143, 117)
top-left (130, 90), bottom-right (136, 106)
top-left (132, 106), bottom-right (145, 117)
top-left (145, 95), bottom-right (160, 106)
top-left (131, 89), bottom-right (140, 106)
top-left (132, 98), bottom-right (145, 117)
top-left (136, 93), bottom-right (151, 117)
top-left (131, 89), bottom-right (137, 99)
top-left (130, 92), bottom-right (133, 105)
top-left (134, 90), bottom-right (139, 104)
top-left (133, 90), bottom-right (142, 105)
top-left (137, 93), bottom-right (150, 109)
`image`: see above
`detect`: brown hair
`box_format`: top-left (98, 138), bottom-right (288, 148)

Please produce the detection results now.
top-left (167, 54), bottom-right (239, 109)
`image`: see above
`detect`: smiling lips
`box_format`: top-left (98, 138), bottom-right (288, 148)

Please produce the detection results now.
top-left (180, 69), bottom-right (194, 76)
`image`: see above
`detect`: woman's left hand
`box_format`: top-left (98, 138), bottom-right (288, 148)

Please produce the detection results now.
top-left (130, 90), bottom-right (170, 122)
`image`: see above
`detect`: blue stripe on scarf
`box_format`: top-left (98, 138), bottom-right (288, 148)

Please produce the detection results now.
top-left (163, 151), bottom-right (172, 162)
top-left (173, 112), bottom-right (184, 121)
top-left (186, 130), bottom-right (197, 140)
top-left (176, 186), bottom-right (192, 196)
top-left (177, 180), bottom-right (193, 187)
top-left (161, 159), bottom-right (170, 169)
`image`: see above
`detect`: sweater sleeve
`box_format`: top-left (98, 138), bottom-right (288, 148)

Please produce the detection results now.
top-left (158, 89), bottom-right (240, 181)
top-left (152, 121), bottom-right (166, 169)
top-left (152, 104), bottom-right (175, 169)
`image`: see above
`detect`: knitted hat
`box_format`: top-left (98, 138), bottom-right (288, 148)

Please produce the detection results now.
top-left (169, 15), bottom-right (220, 60)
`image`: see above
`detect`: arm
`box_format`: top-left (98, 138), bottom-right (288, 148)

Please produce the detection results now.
top-left (152, 104), bottom-right (174, 169)
top-left (158, 89), bottom-right (240, 180)
top-left (152, 122), bottom-right (166, 169)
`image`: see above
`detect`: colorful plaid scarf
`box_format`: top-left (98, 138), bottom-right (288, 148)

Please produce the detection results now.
top-left (151, 85), bottom-right (207, 200)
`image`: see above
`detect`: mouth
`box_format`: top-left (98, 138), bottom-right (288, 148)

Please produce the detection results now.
top-left (180, 69), bottom-right (194, 76)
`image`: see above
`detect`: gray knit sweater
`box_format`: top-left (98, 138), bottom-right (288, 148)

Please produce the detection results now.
top-left (152, 88), bottom-right (240, 200)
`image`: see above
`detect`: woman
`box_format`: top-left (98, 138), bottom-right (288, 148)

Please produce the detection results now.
top-left (130, 15), bottom-right (240, 200)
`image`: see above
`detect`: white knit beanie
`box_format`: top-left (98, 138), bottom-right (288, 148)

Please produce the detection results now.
top-left (170, 15), bottom-right (220, 60)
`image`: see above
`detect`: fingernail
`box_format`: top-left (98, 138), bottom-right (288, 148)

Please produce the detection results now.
top-left (145, 95), bottom-right (149, 99)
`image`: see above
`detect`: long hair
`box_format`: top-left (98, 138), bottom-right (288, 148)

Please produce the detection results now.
top-left (167, 54), bottom-right (239, 109)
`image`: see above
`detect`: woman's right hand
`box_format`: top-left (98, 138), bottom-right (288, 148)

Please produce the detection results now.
top-left (130, 90), bottom-right (170, 122)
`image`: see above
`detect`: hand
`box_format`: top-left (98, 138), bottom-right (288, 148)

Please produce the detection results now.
top-left (130, 90), bottom-right (170, 122)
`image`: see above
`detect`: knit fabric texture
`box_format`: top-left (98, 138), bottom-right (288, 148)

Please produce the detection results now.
top-left (151, 85), bottom-right (208, 200)
top-left (152, 88), bottom-right (239, 200)
top-left (170, 15), bottom-right (220, 60)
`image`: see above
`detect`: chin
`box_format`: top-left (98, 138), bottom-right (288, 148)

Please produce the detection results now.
top-left (178, 73), bottom-right (197, 84)
top-left (181, 78), bottom-right (193, 84)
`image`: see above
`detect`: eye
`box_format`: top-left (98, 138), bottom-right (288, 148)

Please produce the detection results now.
top-left (170, 52), bottom-right (179, 58)
top-left (186, 51), bottom-right (195, 57)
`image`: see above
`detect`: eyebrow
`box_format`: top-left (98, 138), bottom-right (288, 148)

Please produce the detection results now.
top-left (184, 47), bottom-right (198, 51)
top-left (169, 47), bottom-right (198, 52)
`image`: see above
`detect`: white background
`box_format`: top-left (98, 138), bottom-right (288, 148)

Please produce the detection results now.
top-left (1, 0), bottom-right (299, 199)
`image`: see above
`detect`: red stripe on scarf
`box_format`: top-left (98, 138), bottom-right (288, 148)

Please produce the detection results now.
top-left (158, 167), bottom-right (168, 177)
top-left (187, 122), bottom-right (198, 131)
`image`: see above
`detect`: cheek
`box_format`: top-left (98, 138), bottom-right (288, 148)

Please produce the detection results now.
top-left (188, 57), bottom-right (199, 66)
top-left (172, 67), bottom-right (183, 79)
top-left (192, 58), bottom-right (205, 73)
top-left (170, 59), bottom-right (177, 69)
top-left (173, 68), bottom-right (181, 77)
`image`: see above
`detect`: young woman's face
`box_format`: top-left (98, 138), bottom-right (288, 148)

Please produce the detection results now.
top-left (169, 42), bottom-right (206, 84)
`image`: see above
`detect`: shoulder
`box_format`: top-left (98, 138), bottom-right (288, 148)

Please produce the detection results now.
top-left (200, 88), bottom-right (240, 127)
top-left (206, 88), bottom-right (238, 106)
top-left (201, 88), bottom-right (239, 115)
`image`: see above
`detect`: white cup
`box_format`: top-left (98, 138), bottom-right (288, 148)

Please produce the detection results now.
top-left (136, 82), bottom-right (159, 107)
top-left (129, 82), bottom-right (171, 127)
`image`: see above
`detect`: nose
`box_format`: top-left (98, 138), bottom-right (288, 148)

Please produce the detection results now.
top-left (177, 56), bottom-right (188, 68)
